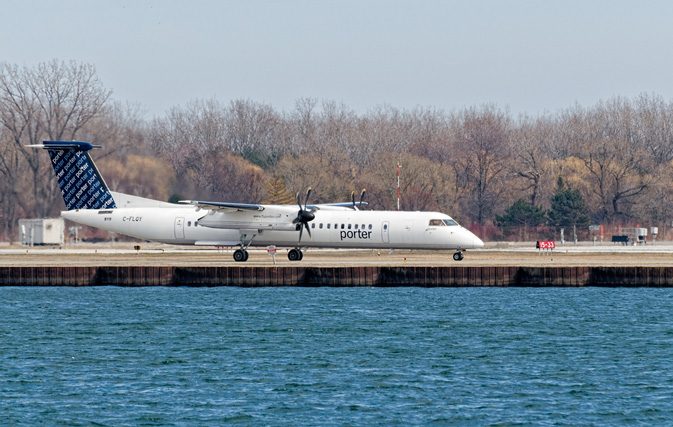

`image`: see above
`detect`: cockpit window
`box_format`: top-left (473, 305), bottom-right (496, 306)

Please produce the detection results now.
top-left (429, 219), bottom-right (459, 226)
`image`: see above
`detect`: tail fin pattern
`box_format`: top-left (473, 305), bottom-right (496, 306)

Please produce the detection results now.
top-left (42, 141), bottom-right (117, 210)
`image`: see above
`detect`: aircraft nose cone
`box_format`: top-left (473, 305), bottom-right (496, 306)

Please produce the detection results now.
top-left (460, 229), bottom-right (484, 249)
top-left (473, 235), bottom-right (484, 248)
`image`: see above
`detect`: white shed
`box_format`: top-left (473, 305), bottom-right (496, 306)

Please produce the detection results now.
top-left (18, 218), bottom-right (65, 245)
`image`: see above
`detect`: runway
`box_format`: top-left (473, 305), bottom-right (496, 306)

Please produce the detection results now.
top-left (1, 242), bottom-right (673, 267)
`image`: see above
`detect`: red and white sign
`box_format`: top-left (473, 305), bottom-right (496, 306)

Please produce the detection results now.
top-left (536, 241), bottom-right (555, 249)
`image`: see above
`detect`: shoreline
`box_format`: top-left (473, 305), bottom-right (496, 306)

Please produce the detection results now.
top-left (2, 264), bottom-right (673, 287)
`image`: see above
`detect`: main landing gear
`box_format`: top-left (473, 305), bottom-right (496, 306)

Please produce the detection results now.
top-left (233, 232), bottom-right (256, 262)
top-left (453, 251), bottom-right (464, 261)
top-left (233, 249), bottom-right (249, 262)
top-left (288, 248), bottom-right (303, 261)
top-left (233, 247), bottom-right (305, 262)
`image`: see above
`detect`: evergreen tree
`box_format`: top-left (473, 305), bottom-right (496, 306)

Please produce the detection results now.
top-left (265, 177), bottom-right (295, 205)
top-left (548, 178), bottom-right (590, 227)
top-left (495, 199), bottom-right (546, 227)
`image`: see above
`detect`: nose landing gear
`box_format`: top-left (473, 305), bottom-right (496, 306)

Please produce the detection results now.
top-left (453, 251), bottom-right (464, 261)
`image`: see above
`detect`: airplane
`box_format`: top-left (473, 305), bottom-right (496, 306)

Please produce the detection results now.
top-left (31, 141), bottom-right (484, 262)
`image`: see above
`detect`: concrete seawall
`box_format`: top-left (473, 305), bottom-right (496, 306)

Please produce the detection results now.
top-left (2, 265), bottom-right (673, 286)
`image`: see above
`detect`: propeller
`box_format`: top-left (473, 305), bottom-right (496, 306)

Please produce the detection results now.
top-left (293, 187), bottom-right (315, 244)
top-left (352, 189), bottom-right (366, 210)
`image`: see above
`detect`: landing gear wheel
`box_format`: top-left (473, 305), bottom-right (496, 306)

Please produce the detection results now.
top-left (234, 249), bottom-right (248, 262)
top-left (453, 252), bottom-right (464, 261)
top-left (288, 248), bottom-right (303, 261)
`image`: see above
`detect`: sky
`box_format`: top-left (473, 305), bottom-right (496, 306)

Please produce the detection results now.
top-left (3, 0), bottom-right (673, 118)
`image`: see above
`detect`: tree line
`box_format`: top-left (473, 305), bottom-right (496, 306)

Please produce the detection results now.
top-left (2, 60), bottom-right (673, 241)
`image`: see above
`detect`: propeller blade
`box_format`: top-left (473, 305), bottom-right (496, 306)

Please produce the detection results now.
top-left (351, 191), bottom-right (355, 208)
top-left (304, 187), bottom-right (312, 210)
top-left (295, 187), bottom-right (315, 244)
top-left (359, 189), bottom-right (366, 208)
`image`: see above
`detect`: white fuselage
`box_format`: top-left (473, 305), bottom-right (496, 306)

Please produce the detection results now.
top-left (61, 204), bottom-right (484, 251)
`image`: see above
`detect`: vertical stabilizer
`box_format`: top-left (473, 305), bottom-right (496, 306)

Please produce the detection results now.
top-left (38, 141), bottom-right (117, 210)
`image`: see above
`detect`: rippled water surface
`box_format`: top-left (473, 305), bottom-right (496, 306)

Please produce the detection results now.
top-left (2, 287), bottom-right (673, 426)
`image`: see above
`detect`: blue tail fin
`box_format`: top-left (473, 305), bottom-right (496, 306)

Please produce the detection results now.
top-left (39, 141), bottom-right (117, 210)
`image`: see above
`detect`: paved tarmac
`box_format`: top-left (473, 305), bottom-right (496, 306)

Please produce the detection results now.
top-left (1, 241), bottom-right (673, 267)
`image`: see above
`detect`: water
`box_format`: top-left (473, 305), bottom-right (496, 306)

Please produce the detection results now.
top-left (1, 287), bottom-right (673, 426)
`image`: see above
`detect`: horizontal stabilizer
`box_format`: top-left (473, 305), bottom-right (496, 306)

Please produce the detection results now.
top-left (28, 141), bottom-right (102, 151)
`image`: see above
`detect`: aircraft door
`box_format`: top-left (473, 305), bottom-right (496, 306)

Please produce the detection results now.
top-left (174, 217), bottom-right (185, 239)
top-left (382, 221), bottom-right (390, 243)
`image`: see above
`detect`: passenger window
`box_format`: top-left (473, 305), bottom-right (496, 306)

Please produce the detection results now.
top-left (355, 224), bottom-right (359, 230)
top-left (194, 221), bottom-right (198, 227)
top-left (362, 224), bottom-right (365, 229)
top-left (348, 224), bottom-right (352, 230)
top-left (383, 224), bottom-right (388, 230)
top-left (327, 224), bottom-right (331, 229)
top-left (187, 221), bottom-right (192, 227)
top-left (312, 223), bottom-right (315, 228)
top-left (341, 224), bottom-right (345, 229)
top-left (319, 223), bottom-right (323, 229)
top-left (368, 224), bottom-right (372, 230)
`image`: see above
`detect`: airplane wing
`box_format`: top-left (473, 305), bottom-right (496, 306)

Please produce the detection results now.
top-left (179, 200), bottom-right (264, 212)
top-left (181, 201), bottom-right (297, 231)
top-left (181, 200), bottom-right (366, 212)
top-left (307, 202), bottom-right (368, 211)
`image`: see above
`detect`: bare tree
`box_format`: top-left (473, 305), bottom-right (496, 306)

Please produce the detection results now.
top-left (575, 98), bottom-right (655, 222)
top-left (451, 105), bottom-right (512, 224)
top-left (0, 129), bottom-right (26, 239)
top-left (149, 98), bottom-right (227, 172)
top-left (290, 97), bottom-right (319, 154)
top-left (82, 101), bottom-right (148, 158)
top-left (511, 115), bottom-right (555, 207)
top-left (633, 93), bottom-right (673, 165)
top-left (224, 99), bottom-right (281, 165)
top-left (407, 108), bottom-right (452, 165)
top-left (0, 60), bottom-right (111, 218)
top-left (149, 99), bottom-right (271, 203)
top-left (197, 151), bottom-right (267, 203)
top-left (98, 154), bottom-right (175, 201)
top-left (273, 153), bottom-right (348, 203)
top-left (358, 151), bottom-right (459, 214)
